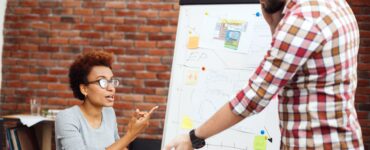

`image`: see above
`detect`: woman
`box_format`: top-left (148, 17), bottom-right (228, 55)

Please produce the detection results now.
top-left (55, 51), bottom-right (157, 150)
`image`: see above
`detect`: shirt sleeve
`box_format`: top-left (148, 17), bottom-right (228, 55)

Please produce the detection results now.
top-left (229, 14), bottom-right (325, 117)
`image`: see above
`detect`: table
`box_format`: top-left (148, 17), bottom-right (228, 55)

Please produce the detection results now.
top-left (1, 114), bottom-right (54, 150)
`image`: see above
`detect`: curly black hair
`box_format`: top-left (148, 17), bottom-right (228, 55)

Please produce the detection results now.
top-left (69, 51), bottom-right (113, 101)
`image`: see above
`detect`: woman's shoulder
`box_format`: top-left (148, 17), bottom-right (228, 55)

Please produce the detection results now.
top-left (56, 106), bottom-right (80, 123)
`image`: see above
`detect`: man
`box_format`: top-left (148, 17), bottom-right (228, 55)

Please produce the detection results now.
top-left (165, 0), bottom-right (364, 149)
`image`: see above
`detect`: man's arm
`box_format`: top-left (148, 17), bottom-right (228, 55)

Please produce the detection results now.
top-left (195, 103), bottom-right (243, 139)
top-left (164, 103), bottom-right (243, 150)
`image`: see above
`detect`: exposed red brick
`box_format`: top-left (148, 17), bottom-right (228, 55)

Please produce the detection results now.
top-left (116, 10), bottom-right (135, 16)
top-left (80, 32), bottom-right (101, 39)
top-left (144, 95), bottom-right (166, 103)
top-left (14, 8), bottom-right (31, 14)
top-left (152, 4), bottom-right (173, 10)
top-left (148, 34), bottom-right (172, 41)
top-left (83, 2), bottom-right (104, 8)
top-left (62, 1), bottom-right (81, 7)
top-left (49, 38), bottom-right (69, 45)
top-left (31, 23), bottom-right (50, 30)
top-left (31, 8), bottom-right (51, 15)
top-left (123, 18), bottom-right (146, 25)
top-left (139, 57), bottom-right (161, 63)
top-left (116, 25), bottom-right (136, 32)
top-left (106, 2), bottom-right (126, 9)
top-left (137, 11), bottom-right (158, 18)
top-left (351, 0), bottom-right (370, 6)
top-left (74, 8), bottom-right (94, 16)
top-left (103, 17), bottom-right (124, 24)
top-left (20, 1), bottom-right (39, 7)
top-left (117, 56), bottom-right (139, 63)
top-left (94, 25), bottom-right (114, 31)
top-left (73, 24), bottom-right (92, 30)
top-left (60, 31), bottom-right (80, 37)
top-left (145, 81), bottom-right (167, 87)
top-left (147, 19), bottom-right (169, 25)
top-left (139, 26), bottom-right (161, 33)
top-left (159, 11), bottom-right (178, 18)
top-left (135, 41), bottom-right (156, 48)
top-left (95, 9), bottom-right (114, 16)
top-left (134, 88), bottom-right (156, 94)
top-left (125, 34), bottom-right (146, 40)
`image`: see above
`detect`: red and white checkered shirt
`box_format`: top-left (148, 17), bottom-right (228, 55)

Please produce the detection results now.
top-left (229, 0), bottom-right (364, 149)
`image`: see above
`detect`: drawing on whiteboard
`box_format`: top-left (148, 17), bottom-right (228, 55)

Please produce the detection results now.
top-left (184, 69), bottom-right (199, 85)
top-left (224, 30), bottom-right (241, 50)
top-left (213, 19), bottom-right (247, 50)
top-left (199, 16), bottom-right (251, 53)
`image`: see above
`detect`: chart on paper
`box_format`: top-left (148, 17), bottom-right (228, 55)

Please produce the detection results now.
top-left (163, 3), bottom-right (280, 150)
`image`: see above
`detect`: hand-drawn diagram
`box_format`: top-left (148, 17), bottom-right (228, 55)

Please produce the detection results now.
top-left (163, 4), bottom-right (280, 150)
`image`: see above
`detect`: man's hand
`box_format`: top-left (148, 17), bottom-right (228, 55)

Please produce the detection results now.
top-left (261, 3), bottom-right (284, 35)
top-left (164, 134), bottom-right (192, 150)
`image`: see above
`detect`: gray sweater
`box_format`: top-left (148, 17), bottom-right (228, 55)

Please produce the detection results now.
top-left (55, 106), bottom-right (120, 150)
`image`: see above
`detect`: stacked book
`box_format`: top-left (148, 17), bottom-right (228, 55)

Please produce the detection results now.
top-left (5, 126), bottom-right (39, 150)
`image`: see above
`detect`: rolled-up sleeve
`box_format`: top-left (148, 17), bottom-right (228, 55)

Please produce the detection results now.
top-left (229, 14), bottom-right (324, 117)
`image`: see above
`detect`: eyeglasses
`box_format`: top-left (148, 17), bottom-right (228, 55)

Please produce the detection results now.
top-left (86, 78), bottom-right (119, 89)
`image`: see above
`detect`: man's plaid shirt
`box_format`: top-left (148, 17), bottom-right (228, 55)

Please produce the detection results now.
top-left (229, 0), bottom-right (364, 149)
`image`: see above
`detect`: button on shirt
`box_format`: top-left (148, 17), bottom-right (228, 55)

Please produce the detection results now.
top-left (229, 0), bottom-right (364, 149)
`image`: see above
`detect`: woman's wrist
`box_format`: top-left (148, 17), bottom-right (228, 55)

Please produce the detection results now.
top-left (124, 131), bottom-right (137, 142)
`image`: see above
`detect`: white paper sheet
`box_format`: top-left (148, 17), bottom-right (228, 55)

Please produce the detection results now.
top-left (16, 115), bottom-right (48, 127)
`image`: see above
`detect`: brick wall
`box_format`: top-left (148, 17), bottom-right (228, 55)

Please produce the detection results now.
top-left (1, 0), bottom-right (369, 149)
top-left (350, 0), bottom-right (370, 149)
top-left (1, 0), bottom-right (179, 141)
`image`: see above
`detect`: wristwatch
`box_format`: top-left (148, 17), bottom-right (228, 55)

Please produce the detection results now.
top-left (189, 129), bottom-right (206, 149)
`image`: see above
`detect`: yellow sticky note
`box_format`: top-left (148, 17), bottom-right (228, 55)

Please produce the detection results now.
top-left (187, 35), bottom-right (199, 49)
top-left (253, 135), bottom-right (267, 150)
top-left (181, 116), bottom-right (193, 129)
top-left (185, 70), bottom-right (198, 85)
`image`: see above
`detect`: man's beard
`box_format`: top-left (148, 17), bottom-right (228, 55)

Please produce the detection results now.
top-left (263, 0), bottom-right (285, 14)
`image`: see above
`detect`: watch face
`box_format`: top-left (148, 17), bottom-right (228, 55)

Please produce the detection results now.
top-left (193, 140), bottom-right (205, 149)
top-left (190, 129), bottom-right (206, 149)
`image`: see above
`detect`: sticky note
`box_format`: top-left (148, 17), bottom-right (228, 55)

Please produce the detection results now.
top-left (253, 135), bottom-right (267, 150)
top-left (185, 70), bottom-right (198, 85)
top-left (181, 115), bottom-right (193, 129)
top-left (187, 35), bottom-right (199, 49)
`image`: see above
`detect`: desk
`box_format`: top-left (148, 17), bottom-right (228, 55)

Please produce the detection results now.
top-left (1, 114), bottom-right (54, 150)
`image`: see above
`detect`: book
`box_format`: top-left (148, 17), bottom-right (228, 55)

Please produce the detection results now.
top-left (10, 128), bottom-right (19, 150)
top-left (5, 128), bottom-right (13, 150)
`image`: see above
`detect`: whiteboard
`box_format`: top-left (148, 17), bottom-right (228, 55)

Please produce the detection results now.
top-left (162, 3), bottom-right (280, 150)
